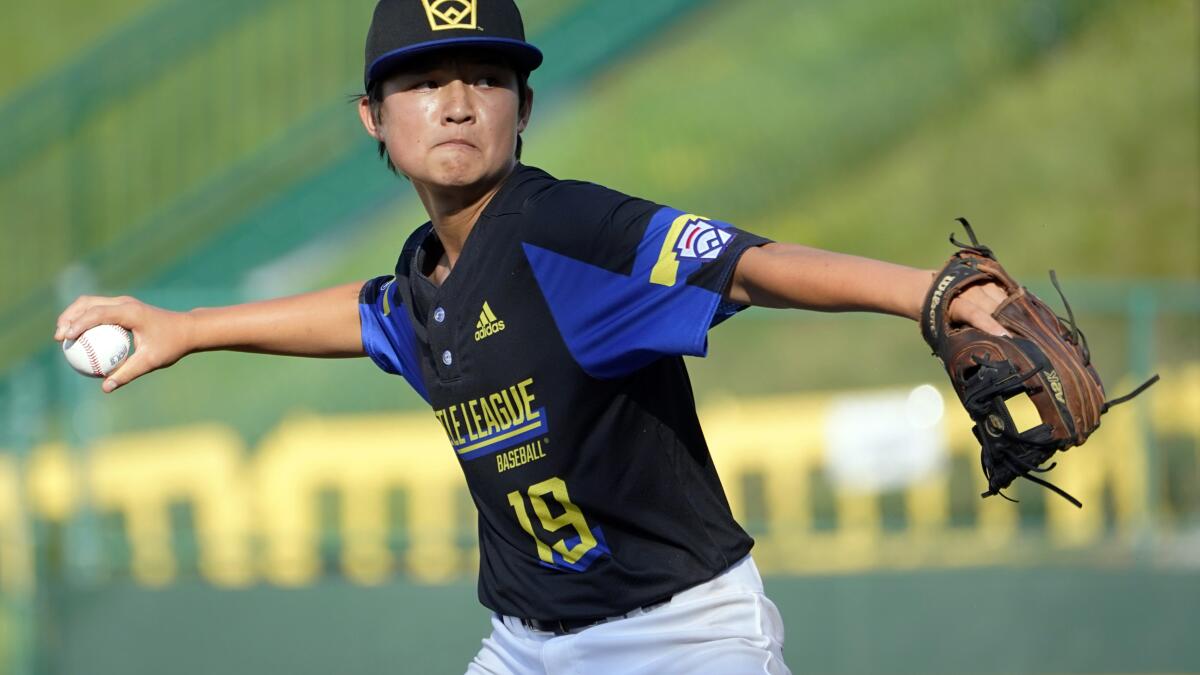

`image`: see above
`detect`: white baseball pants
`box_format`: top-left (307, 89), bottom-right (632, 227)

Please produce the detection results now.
top-left (465, 556), bottom-right (791, 675)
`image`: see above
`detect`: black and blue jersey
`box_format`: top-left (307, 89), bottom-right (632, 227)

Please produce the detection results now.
top-left (359, 164), bottom-right (770, 621)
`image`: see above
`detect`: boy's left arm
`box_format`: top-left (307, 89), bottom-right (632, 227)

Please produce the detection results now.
top-left (727, 242), bottom-right (1010, 336)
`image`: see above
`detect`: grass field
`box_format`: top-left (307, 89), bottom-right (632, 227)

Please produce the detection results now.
top-left (783, 0), bottom-right (1199, 278)
top-left (0, 0), bottom-right (576, 99)
top-left (5, 0), bottom-right (1196, 441)
top-left (0, 0), bottom-right (158, 94)
top-left (327, 0), bottom-right (1196, 279)
top-left (2, 4), bottom-right (1197, 673)
top-left (0, 0), bottom-right (582, 371)
top-left (30, 0), bottom-right (1190, 442)
top-left (528, 0), bottom-right (1197, 277)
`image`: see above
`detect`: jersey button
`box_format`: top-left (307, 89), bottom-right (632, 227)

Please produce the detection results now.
top-left (441, 350), bottom-right (453, 366)
top-left (433, 307), bottom-right (446, 323)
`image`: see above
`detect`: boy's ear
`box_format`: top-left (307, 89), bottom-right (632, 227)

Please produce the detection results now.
top-left (518, 86), bottom-right (534, 133)
top-left (358, 96), bottom-right (383, 140)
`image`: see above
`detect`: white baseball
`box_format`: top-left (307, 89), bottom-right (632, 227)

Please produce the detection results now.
top-left (62, 324), bottom-right (134, 378)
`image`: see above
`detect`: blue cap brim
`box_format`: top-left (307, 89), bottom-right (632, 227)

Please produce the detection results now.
top-left (366, 37), bottom-right (543, 87)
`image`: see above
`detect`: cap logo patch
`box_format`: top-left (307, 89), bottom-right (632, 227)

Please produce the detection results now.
top-left (673, 217), bottom-right (733, 261)
top-left (421, 0), bottom-right (477, 31)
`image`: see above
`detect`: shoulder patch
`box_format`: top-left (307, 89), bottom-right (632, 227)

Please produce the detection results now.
top-left (674, 217), bottom-right (734, 261)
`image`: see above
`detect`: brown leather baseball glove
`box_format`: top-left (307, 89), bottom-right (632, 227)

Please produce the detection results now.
top-left (921, 219), bottom-right (1158, 507)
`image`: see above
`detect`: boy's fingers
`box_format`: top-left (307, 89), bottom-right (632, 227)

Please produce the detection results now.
top-left (981, 282), bottom-right (1007, 306)
top-left (960, 282), bottom-right (1005, 310)
top-left (103, 353), bottom-right (151, 393)
top-left (56, 296), bottom-right (131, 340)
top-left (965, 303), bottom-right (1010, 338)
top-left (981, 315), bottom-right (1010, 338)
top-left (63, 304), bottom-right (135, 341)
top-left (56, 296), bottom-right (96, 339)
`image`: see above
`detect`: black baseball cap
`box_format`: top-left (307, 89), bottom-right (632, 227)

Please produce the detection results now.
top-left (364, 0), bottom-right (543, 89)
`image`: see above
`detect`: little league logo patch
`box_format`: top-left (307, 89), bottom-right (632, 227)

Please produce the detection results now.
top-left (673, 218), bottom-right (734, 261)
top-left (421, 0), bottom-right (477, 31)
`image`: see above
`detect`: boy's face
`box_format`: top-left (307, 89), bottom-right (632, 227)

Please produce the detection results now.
top-left (360, 51), bottom-right (531, 191)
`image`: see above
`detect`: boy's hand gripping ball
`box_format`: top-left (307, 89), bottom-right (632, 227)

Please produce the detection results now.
top-left (62, 324), bottom-right (133, 378)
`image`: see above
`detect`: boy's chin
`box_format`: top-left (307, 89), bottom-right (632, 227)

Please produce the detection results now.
top-left (421, 159), bottom-right (508, 190)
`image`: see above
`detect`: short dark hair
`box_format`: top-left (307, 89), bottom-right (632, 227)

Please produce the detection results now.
top-left (363, 65), bottom-right (530, 175)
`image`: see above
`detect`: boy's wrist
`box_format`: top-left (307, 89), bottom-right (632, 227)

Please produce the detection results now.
top-left (905, 269), bottom-right (937, 322)
top-left (182, 307), bottom-right (210, 353)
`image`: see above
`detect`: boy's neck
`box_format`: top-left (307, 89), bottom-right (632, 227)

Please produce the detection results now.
top-left (415, 163), bottom-right (515, 266)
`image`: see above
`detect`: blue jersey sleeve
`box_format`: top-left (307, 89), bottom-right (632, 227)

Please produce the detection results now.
top-left (518, 181), bottom-right (771, 379)
top-left (359, 276), bottom-right (430, 402)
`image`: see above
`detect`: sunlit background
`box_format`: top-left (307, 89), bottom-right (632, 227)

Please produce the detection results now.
top-left (1, 0), bottom-right (1198, 673)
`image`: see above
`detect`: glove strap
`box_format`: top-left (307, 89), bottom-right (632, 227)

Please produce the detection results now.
top-left (921, 218), bottom-right (1002, 350)
top-left (949, 217), bottom-right (996, 259)
top-left (1101, 374), bottom-right (1160, 413)
top-left (920, 257), bottom-right (993, 350)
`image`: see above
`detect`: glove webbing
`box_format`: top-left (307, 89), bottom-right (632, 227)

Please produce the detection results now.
top-left (973, 354), bottom-right (1160, 509)
top-left (962, 353), bottom-right (1083, 507)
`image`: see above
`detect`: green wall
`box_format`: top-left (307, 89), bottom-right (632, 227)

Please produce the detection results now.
top-left (39, 568), bottom-right (1200, 674)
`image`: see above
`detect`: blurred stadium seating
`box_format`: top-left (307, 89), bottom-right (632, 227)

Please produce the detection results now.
top-left (1, 0), bottom-right (1197, 673)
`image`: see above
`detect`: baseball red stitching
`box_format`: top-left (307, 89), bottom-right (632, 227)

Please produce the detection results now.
top-left (79, 336), bottom-right (104, 377)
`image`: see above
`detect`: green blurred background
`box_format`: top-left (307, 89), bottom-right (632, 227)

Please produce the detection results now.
top-left (1, 0), bottom-right (1197, 673)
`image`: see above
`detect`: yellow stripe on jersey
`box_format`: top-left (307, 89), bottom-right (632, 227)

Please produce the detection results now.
top-left (455, 417), bottom-right (544, 456)
top-left (650, 213), bottom-right (697, 287)
top-left (381, 279), bottom-right (395, 316)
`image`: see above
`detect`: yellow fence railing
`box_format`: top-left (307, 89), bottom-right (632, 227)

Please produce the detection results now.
top-left (1, 365), bottom-right (1195, 593)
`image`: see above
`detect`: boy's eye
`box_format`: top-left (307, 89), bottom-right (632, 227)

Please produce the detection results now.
top-left (413, 80), bottom-right (438, 90)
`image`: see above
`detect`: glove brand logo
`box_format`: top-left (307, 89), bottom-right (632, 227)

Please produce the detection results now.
top-left (673, 218), bottom-right (733, 261)
top-left (421, 0), bottom-right (477, 31)
top-left (475, 301), bottom-right (506, 341)
top-left (928, 274), bottom-right (955, 335)
top-left (1045, 370), bottom-right (1066, 404)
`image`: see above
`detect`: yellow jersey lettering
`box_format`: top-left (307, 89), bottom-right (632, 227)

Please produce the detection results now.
top-left (501, 388), bottom-right (525, 426)
top-left (432, 409), bottom-right (451, 438)
top-left (495, 440), bottom-right (547, 473)
top-left (447, 405), bottom-right (466, 445)
top-left (517, 378), bottom-right (538, 421)
top-left (479, 398), bottom-right (500, 435)
top-left (489, 393), bottom-right (512, 429)
top-left (434, 378), bottom-right (547, 458)
top-left (467, 400), bottom-right (484, 440)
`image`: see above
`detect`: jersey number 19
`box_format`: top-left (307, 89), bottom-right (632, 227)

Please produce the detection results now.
top-left (506, 476), bottom-right (606, 570)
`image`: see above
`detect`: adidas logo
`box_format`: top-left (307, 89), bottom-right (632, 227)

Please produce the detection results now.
top-left (474, 301), bottom-right (506, 342)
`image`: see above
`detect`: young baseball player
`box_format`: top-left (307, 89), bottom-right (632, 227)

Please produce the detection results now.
top-left (56, 1), bottom-right (1009, 673)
